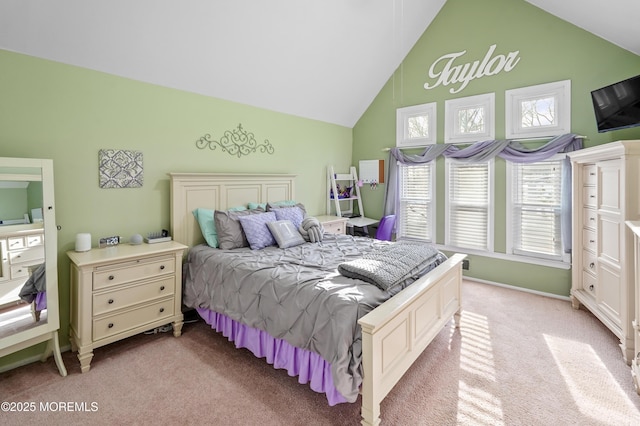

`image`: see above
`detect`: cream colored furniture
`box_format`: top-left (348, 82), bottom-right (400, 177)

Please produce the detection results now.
top-left (68, 241), bottom-right (186, 373)
top-left (625, 221), bottom-right (640, 394)
top-left (169, 172), bottom-right (465, 426)
top-left (327, 166), bottom-right (379, 235)
top-left (0, 226), bottom-right (44, 309)
top-left (316, 215), bottom-right (349, 235)
top-left (569, 141), bottom-right (640, 364)
top-left (0, 157), bottom-right (66, 377)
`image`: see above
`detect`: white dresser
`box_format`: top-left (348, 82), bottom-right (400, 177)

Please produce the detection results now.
top-left (0, 225), bottom-right (45, 309)
top-left (569, 140), bottom-right (640, 364)
top-left (626, 221), bottom-right (640, 394)
top-left (68, 241), bottom-right (186, 372)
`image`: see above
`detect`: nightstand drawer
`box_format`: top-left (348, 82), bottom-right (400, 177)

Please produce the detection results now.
top-left (324, 221), bottom-right (346, 234)
top-left (93, 255), bottom-right (175, 290)
top-left (93, 277), bottom-right (176, 316)
top-left (93, 298), bottom-right (174, 341)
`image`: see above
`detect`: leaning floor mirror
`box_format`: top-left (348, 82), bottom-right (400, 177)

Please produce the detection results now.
top-left (0, 157), bottom-right (66, 376)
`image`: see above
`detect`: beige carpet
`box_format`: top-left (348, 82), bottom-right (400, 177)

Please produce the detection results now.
top-left (1, 280), bottom-right (640, 425)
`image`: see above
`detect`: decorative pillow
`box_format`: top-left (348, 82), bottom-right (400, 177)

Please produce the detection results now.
top-left (267, 220), bottom-right (306, 249)
top-left (248, 201), bottom-right (295, 210)
top-left (192, 208), bottom-right (218, 247)
top-left (214, 209), bottom-right (258, 250)
top-left (267, 203), bottom-right (306, 229)
top-left (238, 212), bottom-right (277, 250)
top-left (247, 202), bottom-right (267, 210)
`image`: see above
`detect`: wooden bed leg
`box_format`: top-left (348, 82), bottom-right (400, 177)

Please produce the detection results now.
top-left (454, 307), bottom-right (461, 328)
top-left (361, 398), bottom-right (381, 426)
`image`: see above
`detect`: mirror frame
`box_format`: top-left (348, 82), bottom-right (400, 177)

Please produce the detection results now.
top-left (0, 157), bottom-right (66, 376)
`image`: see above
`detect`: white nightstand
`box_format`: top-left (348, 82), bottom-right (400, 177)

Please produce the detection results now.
top-left (67, 241), bottom-right (187, 372)
top-left (316, 215), bottom-right (349, 235)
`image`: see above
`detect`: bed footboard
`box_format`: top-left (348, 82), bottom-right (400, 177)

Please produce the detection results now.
top-left (358, 253), bottom-right (466, 426)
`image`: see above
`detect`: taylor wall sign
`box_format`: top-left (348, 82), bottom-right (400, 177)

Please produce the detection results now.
top-left (424, 44), bottom-right (521, 94)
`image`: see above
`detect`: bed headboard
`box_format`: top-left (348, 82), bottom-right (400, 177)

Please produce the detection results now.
top-left (168, 172), bottom-right (296, 249)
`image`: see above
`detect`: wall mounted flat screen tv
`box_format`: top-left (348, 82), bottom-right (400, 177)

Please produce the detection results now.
top-left (591, 74), bottom-right (640, 133)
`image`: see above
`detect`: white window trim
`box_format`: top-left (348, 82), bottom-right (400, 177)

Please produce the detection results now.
top-left (444, 158), bottom-right (495, 252)
top-left (444, 93), bottom-right (495, 144)
top-left (396, 102), bottom-right (437, 147)
top-left (505, 79), bottom-right (571, 139)
top-left (505, 154), bottom-right (570, 264)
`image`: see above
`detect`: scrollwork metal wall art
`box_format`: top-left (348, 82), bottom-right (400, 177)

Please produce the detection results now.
top-left (196, 123), bottom-right (275, 158)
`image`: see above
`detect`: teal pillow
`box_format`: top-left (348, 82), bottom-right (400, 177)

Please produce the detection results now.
top-left (248, 200), bottom-right (296, 210)
top-left (247, 202), bottom-right (267, 210)
top-left (192, 208), bottom-right (217, 247)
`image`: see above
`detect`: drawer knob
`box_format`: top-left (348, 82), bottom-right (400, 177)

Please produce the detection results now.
top-left (108, 299), bottom-right (114, 304)
top-left (159, 307), bottom-right (165, 313)
top-left (589, 240), bottom-right (595, 243)
top-left (108, 275), bottom-right (114, 280)
top-left (589, 195), bottom-right (596, 198)
top-left (160, 286), bottom-right (165, 291)
top-left (160, 265), bottom-right (165, 270)
top-left (590, 172), bottom-right (596, 176)
top-left (108, 323), bottom-right (114, 328)
top-left (589, 262), bottom-right (595, 269)
top-left (589, 284), bottom-right (594, 291)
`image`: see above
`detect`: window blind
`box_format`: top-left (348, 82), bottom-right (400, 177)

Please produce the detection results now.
top-left (511, 160), bottom-right (563, 259)
top-left (446, 161), bottom-right (490, 250)
top-left (398, 163), bottom-right (432, 241)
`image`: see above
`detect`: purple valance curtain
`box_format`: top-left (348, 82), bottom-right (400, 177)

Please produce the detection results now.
top-left (383, 133), bottom-right (583, 253)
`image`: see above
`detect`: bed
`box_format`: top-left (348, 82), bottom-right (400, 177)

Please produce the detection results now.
top-left (169, 172), bottom-right (466, 426)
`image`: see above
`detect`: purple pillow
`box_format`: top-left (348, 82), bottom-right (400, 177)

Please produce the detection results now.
top-left (238, 212), bottom-right (277, 250)
top-left (270, 205), bottom-right (305, 229)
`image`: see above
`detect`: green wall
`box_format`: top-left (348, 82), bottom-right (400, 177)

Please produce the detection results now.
top-left (353, 0), bottom-right (640, 295)
top-left (0, 49), bottom-right (352, 367)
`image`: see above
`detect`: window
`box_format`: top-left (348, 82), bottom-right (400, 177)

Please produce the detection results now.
top-left (396, 102), bottom-right (437, 147)
top-left (506, 158), bottom-right (567, 262)
top-left (445, 159), bottom-right (493, 251)
top-left (397, 162), bottom-right (435, 241)
top-left (445, 93), bottom-right (495, 144)
top-left (506, 80), bottom-right (571, 139)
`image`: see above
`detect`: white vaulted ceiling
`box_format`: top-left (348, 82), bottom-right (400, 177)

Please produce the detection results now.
top-left (0, 0), bottom-right (638, 128)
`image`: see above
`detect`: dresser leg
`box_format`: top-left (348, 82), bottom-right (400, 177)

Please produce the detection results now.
top-left (77, 349), bottom-right (94, 373)
top-left (570, 294), bottom-right (581, 310)
top-left (173, 319), bottom-right (183, 337)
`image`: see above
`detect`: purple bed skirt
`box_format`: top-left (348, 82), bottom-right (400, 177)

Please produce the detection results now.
top-left (35, 292), bottom-right (47, 311)
top-left (196, 307), bottom-right (348, 406)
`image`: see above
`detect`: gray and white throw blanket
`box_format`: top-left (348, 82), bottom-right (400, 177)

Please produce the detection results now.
top-left (183, 233), bottom-right (445, 403)
top-left (338, 240), bottom-right (440, 291)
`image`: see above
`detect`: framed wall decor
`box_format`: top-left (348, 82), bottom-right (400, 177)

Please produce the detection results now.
top-left (98, 149), bottom-right (144, 189)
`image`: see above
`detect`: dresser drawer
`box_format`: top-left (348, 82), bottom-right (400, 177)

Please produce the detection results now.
top-left (583, 164), bottom-right (597, 185)
top-left (582, 250), bottom-right (597, 275)
top-left (324, 221), bottom-right (346, 234)
top-left (583, 270), bottom-right (596, 296)
top-left (26, 234), bottom-right (44, 247)
top-left (583, 207), bottom-right (597, 230)
top-left (8, 245), bottom-right (45, 264)
top-left (7, 237), bottom-right (25, 251)
top-left (582, 228), bottom-right (596, 252)
top-left (93, 298), bottom-right (175, 341)
top-left (93, 255), bottom-right (176, 290)
top-left (93, 277), bottom-right (175, 316)
top-left (10, 264), bottom-right (32, 279)
top-left (583, 186), bottom-right (597, 207)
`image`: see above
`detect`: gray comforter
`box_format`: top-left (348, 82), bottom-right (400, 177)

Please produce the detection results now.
top-left (183, 233), bottom-right (445, 403)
